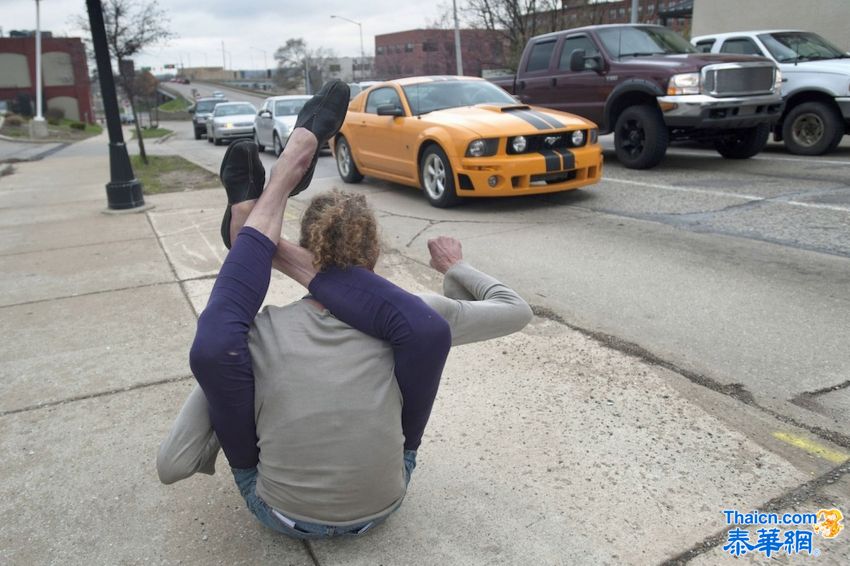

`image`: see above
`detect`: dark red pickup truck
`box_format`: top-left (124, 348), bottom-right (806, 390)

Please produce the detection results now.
top-left (491, 24), bottom-right (784, 169)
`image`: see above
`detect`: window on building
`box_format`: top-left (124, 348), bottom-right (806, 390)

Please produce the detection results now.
top-left (720, 37), bottom-right (764, 56)
top-left (365, 87), bottom-right (402, 114)
top-left (376, 46), bottom-right (385, 55)
top-left (329, 64), bottom-right (341, 72)
top-left (423, 41), bottom-right (438, 52)
top-left (648, 4), bottom-right (655, 14)
top-left (405, 43), bottom-right (414, 52)
top-left (526, 40), bottom-right (556, 72)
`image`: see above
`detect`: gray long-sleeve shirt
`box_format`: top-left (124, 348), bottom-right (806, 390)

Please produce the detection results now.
top-left (157, 261), bottom-right (532, 525)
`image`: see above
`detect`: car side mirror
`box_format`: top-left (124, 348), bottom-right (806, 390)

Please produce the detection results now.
top-left (569, 49), bottom-right (587, 72)
top-left (377, 104), bottom-right (404, 117)
top-left (259, 109), bottom-right (272, 117)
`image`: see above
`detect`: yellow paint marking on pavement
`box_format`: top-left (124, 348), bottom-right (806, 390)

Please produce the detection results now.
top-left (773, 432), bottom-right (849, 464)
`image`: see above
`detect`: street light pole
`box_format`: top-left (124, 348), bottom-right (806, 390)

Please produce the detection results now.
top-left (31, 0), bottom-right (48, 137)
top-left (330, 15), bottom-right (364, 82)
top-left (453, 0), bottom-right (464, 75)
top-left (85, 0), bottom-right (144, 210)
top-left (631, 0), bottom-right (639, 23)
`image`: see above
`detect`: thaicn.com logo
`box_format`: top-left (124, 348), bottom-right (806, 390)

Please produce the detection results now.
top-left (722, 508), bottom-right (844, 557)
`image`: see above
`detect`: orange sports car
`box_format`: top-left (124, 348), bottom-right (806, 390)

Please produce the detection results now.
top-left (331, 76), bottom-right (603, 207)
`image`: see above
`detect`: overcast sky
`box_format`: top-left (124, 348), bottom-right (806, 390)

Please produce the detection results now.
top-left (1, 0), bottom-right (450, 72)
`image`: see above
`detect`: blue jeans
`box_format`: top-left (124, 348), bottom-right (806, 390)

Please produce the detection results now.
top-left (232, 450), bottom-right (417, 539)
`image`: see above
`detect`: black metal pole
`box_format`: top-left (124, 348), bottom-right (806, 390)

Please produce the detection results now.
top-left (86, 0), bottom-right (144, 209)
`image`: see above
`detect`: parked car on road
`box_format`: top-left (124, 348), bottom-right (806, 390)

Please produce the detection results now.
top-left (490, 24), bottom-right (784, 169)
top-left (254, 95), bottom-right (311, 155)
top-left (190, 97), bottom-right (228, 139)
top-left (332, 76), bottom-right (602, 208)
top-left (692, 30), bottom-right (850, 155)
top-left (206, 102), bottom-right (257, 145)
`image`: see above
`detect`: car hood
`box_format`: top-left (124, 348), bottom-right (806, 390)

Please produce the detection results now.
top-left (618, 53), bottom-right (774, 73)
top-left (212, 114), bottom-right (256, 122)
top-left (420, 104), bottom-right (594, 137)
top-left (781, 58), bottom-right (850, 76)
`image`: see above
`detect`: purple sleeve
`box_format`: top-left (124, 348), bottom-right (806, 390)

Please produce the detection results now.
top-left (309, 267), bottom-right (452, 451)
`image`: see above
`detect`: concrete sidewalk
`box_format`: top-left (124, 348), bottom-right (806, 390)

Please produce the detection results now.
top-left (0, 134), bottom-right (846, 565)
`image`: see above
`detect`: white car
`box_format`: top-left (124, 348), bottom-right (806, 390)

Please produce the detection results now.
top-left (206, 102), bottom-right (258, 145)
top-left (254, 95), bottom-right (311, 155)
top-left (692, 30), bottom-right (850, 155)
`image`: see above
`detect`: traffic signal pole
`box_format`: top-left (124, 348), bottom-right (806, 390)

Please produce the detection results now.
top-left (86, 0), bottom-right (145, 210)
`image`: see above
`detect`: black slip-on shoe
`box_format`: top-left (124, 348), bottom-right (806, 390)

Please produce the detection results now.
top-left (219, 139), bottom-right (265, 249)
top-left (289, 80), bottom-right (350, 197)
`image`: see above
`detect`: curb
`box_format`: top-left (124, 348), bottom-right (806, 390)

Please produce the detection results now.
top-left (154, 131), bottom-right (176, 144)
top-left (0, 132), bottom-right (60, 144)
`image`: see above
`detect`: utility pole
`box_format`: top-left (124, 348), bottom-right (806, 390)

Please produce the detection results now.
top-left (31, 0), bottom-right (48, 137)
top-left (631, 0), bottom-right (639, 23)
top-left (453, 0), bottom-right (463, 75)
top-left (330, 15), bottom-right (365, 82)
top-left (221, 40), bottom-right (226, 69)
top-left (85, 0), bottom-right (145, 210)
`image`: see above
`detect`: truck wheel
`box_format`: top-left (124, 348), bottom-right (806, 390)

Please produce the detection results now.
top-left (714, 124), bottom-right (769, 159)
top-left (782, 102), bottom-right (844, 155)
top-left (614, 105), bottom-right (668, 169)
top-left (420, 145), bottom-right (461, 208)
top-left (335, 136), bottom-right (364, 183)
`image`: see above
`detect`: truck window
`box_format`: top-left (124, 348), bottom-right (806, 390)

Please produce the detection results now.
top-left (558, 36), bottom-right (599, 70)
top-left (720, 38), bottom-right (763, 56)
top-left (526, 40), bottom-right (556, 72)
top-left (365, 87), bottom-right (402, 114)
top-left (694, 39), bottom-right (715, 53)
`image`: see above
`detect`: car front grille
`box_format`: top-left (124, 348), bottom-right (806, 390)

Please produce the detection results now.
top-left (507, 130), bottom-right (586, 154)
top-left (703, 64), bottom-right (775, 97)
top-left (235, 122), bottom-right (253, 128)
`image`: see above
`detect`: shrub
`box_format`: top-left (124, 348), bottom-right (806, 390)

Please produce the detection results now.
top-left (70, 121), bottom-right (86, 130)
top-left (5, 114), bottom-right (24, 127)
top-left (46, 107), bottom-right (65, 125)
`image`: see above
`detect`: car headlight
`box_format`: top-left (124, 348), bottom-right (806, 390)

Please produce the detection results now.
top-left (571, 130), bottom-right (585, 146)
top-left (589, 128), bottom-right (599, 144)
top-left (667, 73), bottom-right (700, 95)
top-left (511, 136), bottom-right (527, 153)
top-left (465, 138), bottom-right (498, 157)
top-left (774, 68), bottom-right (783, 92)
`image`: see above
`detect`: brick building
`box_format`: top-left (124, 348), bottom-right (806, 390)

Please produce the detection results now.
top-left (553, 0), bottom-right (693, 35)
top-left (374, 29), bottom-right (508, 80)
top-left (0, 35), bottom-right (93, 122)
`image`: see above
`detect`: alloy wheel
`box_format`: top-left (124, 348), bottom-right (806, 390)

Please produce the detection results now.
top-left (619, 118), bottom-right (645, 158)
top-left (423, 153), bottom-right (447, 200)
top-left (337, 142), bottom-right (351, 177)
top-left (791, 113), bottom-right (825, 148)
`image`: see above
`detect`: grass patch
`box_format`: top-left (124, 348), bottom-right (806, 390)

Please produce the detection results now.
top-left (0, 116), bottom-right (102, 141)
top-left (131, 154), bottom-right (220, 195)
top-left (132, 127), bottom-right (173, 139)
top-left (159, 97), bottom-right (190, 112)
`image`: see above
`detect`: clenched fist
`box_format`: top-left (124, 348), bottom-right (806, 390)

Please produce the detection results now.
top-left (427, 236), bottom-right (463, 274)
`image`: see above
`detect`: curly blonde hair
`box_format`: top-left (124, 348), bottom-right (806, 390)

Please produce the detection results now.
top-left (300, 189), bottom-right (380, 271)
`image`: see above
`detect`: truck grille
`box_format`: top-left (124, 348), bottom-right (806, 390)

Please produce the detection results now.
top-left (703, 64), bottom-right (775, 97)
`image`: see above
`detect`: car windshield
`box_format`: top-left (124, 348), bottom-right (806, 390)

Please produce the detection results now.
top-left (215, 104), bottom-right (256, 116)
top-left (598, 26), bottom-right (696, 58)
top-left (402, 80), bottom-right (516, 115)
top-left (274, 99), bottom-right (308, 116)
top-left (195, 100), bottom-right (222, 113)
top-left (758, 32), bottom-right (847, 62)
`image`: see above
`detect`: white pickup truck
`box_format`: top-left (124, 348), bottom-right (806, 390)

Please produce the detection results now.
top-left (692, 30), bottom-right (850, 155)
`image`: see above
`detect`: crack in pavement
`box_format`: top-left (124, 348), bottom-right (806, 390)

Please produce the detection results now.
top-left (662, 459), bottom-right (849, 564)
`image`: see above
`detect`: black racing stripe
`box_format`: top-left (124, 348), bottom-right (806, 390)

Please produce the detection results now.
top-left (531, 111), bottom-right (565, 129)
top-left (553, 147), bottom-right (576, 170)
top-left (539, 149), bottom-right (561, 172)
top-left (506, 109), bottom-right (552, 130)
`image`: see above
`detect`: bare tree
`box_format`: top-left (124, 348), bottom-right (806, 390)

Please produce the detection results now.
top-left (78, 0), bottom-right (174, 163)
top-left (463, 0), bottom-right (564, 70)
top-left (273, 38), bottom-right (336, 94)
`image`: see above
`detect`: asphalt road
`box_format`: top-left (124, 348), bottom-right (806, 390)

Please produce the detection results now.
top-left (153, 110), bottom-right (850, 448)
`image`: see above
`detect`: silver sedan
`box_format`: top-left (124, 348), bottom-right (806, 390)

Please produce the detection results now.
top-left (206, 102), bottom-right (258, 146)
top-left (254, 95), bottom-right (311, 155)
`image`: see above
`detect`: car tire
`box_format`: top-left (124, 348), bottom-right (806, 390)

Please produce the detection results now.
top-left (782, 101), bottom-right (844, 156)
top-left (613, 105), bottom-right (668, 169)
top-left (714, 124), bottom-right (769, 159)
top-left (420, 145), bottom-right (461, 208)
top-left (254, 130), bottom-right (265, 153)
top-left (335, 136), bottom-right (364, 183)
top-left (194, 128), bottom-right (201, 140)
top-left (273, 133), bottom-right (283, 157)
